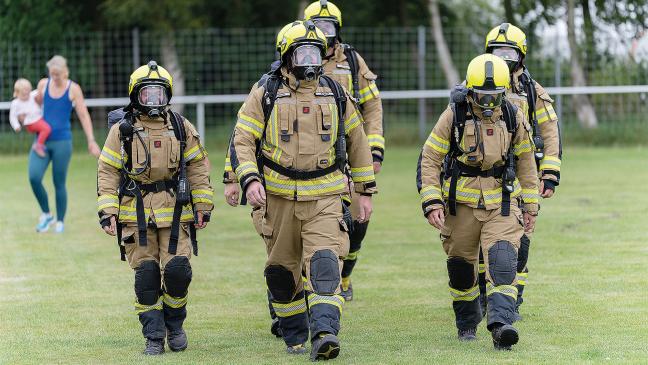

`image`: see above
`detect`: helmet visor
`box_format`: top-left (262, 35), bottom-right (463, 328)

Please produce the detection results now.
top-left (473, 91), bottom-right (504, 109)
top-left (314, 20), bottom-right (336, 38)
top-left (292, 45), bottom-right (322, 67)
top-left (492, 47), bottom-right (520, 63)
top-left (138, 85), bottom-right (168, 107)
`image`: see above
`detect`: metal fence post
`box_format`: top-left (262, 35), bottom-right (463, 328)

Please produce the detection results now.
top-left (417, 26), bottom-right (427, 140)
top-left (197, 102), bottom-right (205, 144)
top-left (555, 54), bottom-right (563, 125)
top-left (132, 28), bottom-right (140, 69)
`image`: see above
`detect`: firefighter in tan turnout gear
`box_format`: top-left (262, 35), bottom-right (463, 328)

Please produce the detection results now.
top-left (305, 0), bottom-right (384, 301)
top-left (231, 21), bottom-right (377, 360)
top-left (222, 20), bottom-right (302, 339)
top-left (97, 61), bottom-right (213, 355)
top-left (417, 54), bottom-right (538, 350)
top-left (478, 23), bottom-right (563, 320)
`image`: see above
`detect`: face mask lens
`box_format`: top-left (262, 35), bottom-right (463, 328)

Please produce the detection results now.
top-left (292, 45), bottom-right (322, 67)
top-left (474, 92), bottom-right (503, 109)
top-left (314, 20), bottom-right (336, 38)
top-left (138, 85), bottom-right (167, 107)
top-left (492, 47), bottom-right (519, 63)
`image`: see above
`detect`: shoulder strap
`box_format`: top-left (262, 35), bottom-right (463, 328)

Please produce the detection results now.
top-left (319, 75), bottom-right (347, 171)
top-left (501, 100), bottom-right (517, 135)
top-left (262, 74), bottom-right (282, 123)
top-left (519, 69), bottom-right (539, 134)
top-left (342, 44), bottom-right (361, 101)
top-left (449, 101), bottom-right (468, 157)
top-left (169, 111), bottom-right (187, 143)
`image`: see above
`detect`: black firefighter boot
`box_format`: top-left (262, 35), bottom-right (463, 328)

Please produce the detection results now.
top-left (491, 324), bottom-right (519, 350)
top-left (139, 309), bottom-right (166, 355)
top-left (164, 303), bottom-right (188, 352)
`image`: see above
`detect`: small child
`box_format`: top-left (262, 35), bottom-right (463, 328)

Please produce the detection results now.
top-left (10, 78), bottom-right (52, 157)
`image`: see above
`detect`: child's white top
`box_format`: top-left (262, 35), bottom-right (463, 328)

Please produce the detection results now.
top-left (9, 90), bottom-right (42, 130)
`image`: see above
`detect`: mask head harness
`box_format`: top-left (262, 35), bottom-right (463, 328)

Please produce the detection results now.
top-left (129, 60), bottom-right (172, 119)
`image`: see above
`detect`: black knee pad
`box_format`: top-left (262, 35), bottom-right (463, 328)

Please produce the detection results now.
top-left (163, 256), bottom-right (192, 297)
top-left (349, 221), bottom-right (369, 252)
top-left (488, 241), bottom-right (518, 286)
top-left (517, 234), bottom-right (531, 273)
top-left (447, 257), bottom-right (475, 290)
top-left (310, 249), bottom-right (340, 295)
top-left (135, 260), bottom-right (161, 305)
top-left (265, 265), bottom-right (296, 303)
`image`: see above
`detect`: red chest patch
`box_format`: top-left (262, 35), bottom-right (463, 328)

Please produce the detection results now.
top-left (154, 140), bottom-right (162, 148)
top-left (487, 129), bottom-right (494, 136)
top-left (303, 106), bottom-right (310, 114)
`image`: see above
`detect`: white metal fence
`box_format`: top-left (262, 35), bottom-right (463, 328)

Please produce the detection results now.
top-left (2, 27), bottom-right (648, 151)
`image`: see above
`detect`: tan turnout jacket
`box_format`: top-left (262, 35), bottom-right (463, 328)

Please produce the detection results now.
top-left (97, 114), bottom-right (213, 227)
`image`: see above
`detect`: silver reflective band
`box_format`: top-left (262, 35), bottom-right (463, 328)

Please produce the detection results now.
top-left (292, 45), bottom-right (322, 67)
top-left (138, 85), bottom-right (168, 107)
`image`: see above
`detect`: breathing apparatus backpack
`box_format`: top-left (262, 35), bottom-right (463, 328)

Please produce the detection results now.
top-left (106, 107), bottom-right (198, 260)
top-left (443, 84), bottom-right (519, 217)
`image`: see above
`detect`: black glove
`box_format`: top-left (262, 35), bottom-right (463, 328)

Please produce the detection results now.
top-left (542, 179), bottom-right (557, 194)
top-left (100, 214), bottom-right (114, 228)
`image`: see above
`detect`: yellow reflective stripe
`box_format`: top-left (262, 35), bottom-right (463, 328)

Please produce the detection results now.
top-left (449, 285), bottom-right (480, 301)
top-left (162, 292), bottom-right (187, 308)
top-left (420, 185), bottom-right (442, 203)
top-left (482, 181), bottom-right (522, 205)
top-left (516, 272), bottom-right (528, 286)
top-left (367, 134), bottom-right (385, 149)
top-left (539, 156), bottom-right (561, 172)
top-left (264, 173), bottom-right (345, 196)
top-left (486, 283), bottom-right (518, 299)
top-left (97, 194), bottom-right (119, 211)
top-left (307, 293), bottom-right (345, 312)
top-left (345, 251), bottom-right (358, 260)
top-left (224, 157), bottom-right (233, 172)
top-left (478, 263), bottom-right (486, 274)
top-left (344, 111), bottom-right (362, 133)
top-left (235, 161), bottom-right (259, 180)
top-left (425, 132), bottom-right (450, 154)
top-left (272, 297), bottom-right (307, 317)
top-left (513, 139), bottom-right (532, 156)
top-left (191, 189), bottom-right (214, 204)
top-left (350, 166), bottom-right (374, 183)
top-left (522, 188), bottom-right (539, 204)
top-left (99, 147), bottom-right (123, 169)
top-left (536, 104), bottom-right (557, 124)
top-left (184, 144), bottom-right (205, 162)
top-left (154, 206), bottom-right (194, 222)
top-left (236, 113), bottom-right (264, 139)
top-left (134, 297), bottom-right (162, 314)
top-left (358, 83), bottom-right (379, 104)
top-left (442, 178), bottom-right (481, 203)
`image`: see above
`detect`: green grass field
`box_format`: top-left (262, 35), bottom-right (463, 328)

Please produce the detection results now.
top-left (1, 146), bottom-right (648, 364)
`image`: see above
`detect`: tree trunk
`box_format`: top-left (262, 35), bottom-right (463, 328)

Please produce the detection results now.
top-left (161, 34), bottom-right (185, 114)
top-left (503, 0), bottom-right (515, 23)
top-left (297, 0), bottom-right (308, 18)
top-left (567, 0), bottom-right (598, 129)
top-left (428, 0), bottom-right (459, 88)
top-left (580, 0), bottom-right (596, 77)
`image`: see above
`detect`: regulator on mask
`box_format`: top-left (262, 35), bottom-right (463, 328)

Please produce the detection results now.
top-left (291, 44), bottom-right (323, 81)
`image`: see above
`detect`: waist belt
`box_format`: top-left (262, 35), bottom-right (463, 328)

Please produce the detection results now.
top-left (264, 158), bottom-right (339, 180)
top-left (455, 161), bottom-right (505, 178)
top-left (448, 161), bottom-right (507, 216)
top-left (139, 180), bottom-right (176, 193)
